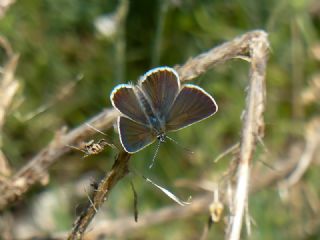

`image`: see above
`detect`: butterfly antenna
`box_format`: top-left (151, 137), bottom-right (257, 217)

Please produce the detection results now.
top-left (149, 140), bottom-right (161, 169)
top-left (165, 135), bottom-right (194, 154)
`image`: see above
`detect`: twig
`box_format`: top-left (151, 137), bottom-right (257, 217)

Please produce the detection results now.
top-left (89, 153), bottom-right (299, 239)
top-left (0, 108), bottom-right (119, 210)
top-left (280, 117), bottom-right (320, 188)
top-left (0, 30), bottom-right (268, 212)
top-left (226, 32), bottom-right (269, 240)
top-left (15, 75), bottom-right (82, 122)
top-left (66, 30), bottom-right (270, 239)
top-left (0, 0), bottom-right (16, 19)
top-left (0, 37), bottom-right (19, 177)
top-left (68, 151), bottom-right (131, 240)
top-left (130, 180), bottom-right (138, 222)
top-left (47, 151), bottom-right (300, 239)
top-left (213, 143), bottom-right (239, 163)
top-left (175, 30), bottom-right (267, 81)
top-left (82, 195), bottom-right (210, 239)
top-left (0, 54), bottom-right (19, 129)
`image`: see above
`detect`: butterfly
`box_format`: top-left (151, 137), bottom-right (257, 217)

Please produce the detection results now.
top-left (110, 67), bottom-right (218, 153)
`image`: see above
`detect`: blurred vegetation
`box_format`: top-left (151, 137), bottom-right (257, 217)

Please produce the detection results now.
top-left (0, 0), bottom-right (320, 239)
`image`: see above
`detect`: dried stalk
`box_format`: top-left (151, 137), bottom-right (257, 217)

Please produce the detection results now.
top-left (0, 30), bottom-right (268, 212)
top-left (41, 149), bottom-right (300, 240)
top-left (0, 37), bottom-right (19, 177)
top-left (280, 117), bottom-right (320, 188)
top-left (0, 0), bottom-right (16, 19)
top-left (0, 53), bottom-right (19, 129)
top-left (66, 30), bottom-right (269, 239)
top-left (226, 32), bottom-right (269, 240)
top-left (0, 30), bottom-right (270, 240)
top-left (86, 155), bottom-right (297, 239)
top-left (84, 195), bottom-right (210, 239)
top-left (0, 109), bottom-right (119, 210)
top-left (68, 151), bottom-right (131, 240)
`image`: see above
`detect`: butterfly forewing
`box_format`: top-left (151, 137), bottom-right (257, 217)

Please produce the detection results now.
top-left (165, 84), bottom-right (218, 131)
top-left (111, 85), bottom-right (148, 125)
top-left (118, 116), bottom-right (156, 153)
top-left (140, 67), bottom-right (180, 119)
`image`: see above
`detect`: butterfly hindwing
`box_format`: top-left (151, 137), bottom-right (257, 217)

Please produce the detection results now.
top-left (118, 116), bottom-right (156, 153)
top-left (165, 84), bottom-right (218, 131)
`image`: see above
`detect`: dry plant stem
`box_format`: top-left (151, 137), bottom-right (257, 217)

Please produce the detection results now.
top-left (17, 77), bottom-right (83, 122)
top-left (0, 54), bottom-right (19, 130)
top-left (175, 31), bottom-right (266, 81)
top-left (226, 33), bottom-right (269, 240)
top-left (0, 0), bottom-right (16, 19)
top-left (68, 151), bottom-right (131, 240)
top-left (280, 118), bottom-right (320, 188)
top-left (0, 30), bottom-right (268, 211)
top-left (83, 195), bottom-right (211, 239)
top-left (0, 45), bottom-right (19, 177)
top-left (66, 30), bottom-right (269, 239)
top-left (97, 156), bottom-right (298, 238)
top-left (0, 109), bottom-right (119, 210)
top-left (50, 152), bottom-right (299, 239)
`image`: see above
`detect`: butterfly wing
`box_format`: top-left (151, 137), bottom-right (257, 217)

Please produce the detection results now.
top-left (118, 116), bottom-right (156, 153)
top-left (110, 84), bottom-right (148, 125)
top-left (165, 84), bottom-right (218, 131)
top-left (139, 67), bottom-right (180, 119)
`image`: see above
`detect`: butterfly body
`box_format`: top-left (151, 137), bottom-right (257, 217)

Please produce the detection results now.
top-left (111, 67), bottom-right (218, 153)
top-left (134, 87), bottom-right (165, 134)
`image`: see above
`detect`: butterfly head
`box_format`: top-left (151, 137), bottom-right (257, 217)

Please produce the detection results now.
top-left (157, 133), bottom-right (166, 143)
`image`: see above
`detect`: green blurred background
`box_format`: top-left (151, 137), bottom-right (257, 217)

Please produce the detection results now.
top-left (0, 0), bottom-right (320, 239)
